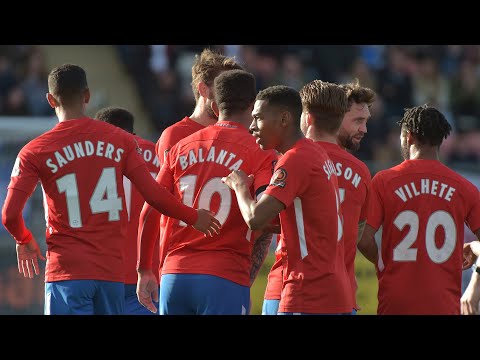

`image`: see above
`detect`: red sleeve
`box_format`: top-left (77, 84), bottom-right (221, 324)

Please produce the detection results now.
top-left (252, 149), bottom-right (278, 194)
top-left (156, 128), bottom-right (174, 168)
top-left (466, 188), bottom-right (480, 233)
top-left (127, 163), bottom-right (198, 226)
top-left (2, 188), bottom-right (34, 245)
top-left (366, 172), bottom-right (385, 230)
top-left (137, 202), bottom-right (161, 271)
top-left (8, 151), bottom-right (40, 195)
top-left (263, 152), bottom-right (308, 208)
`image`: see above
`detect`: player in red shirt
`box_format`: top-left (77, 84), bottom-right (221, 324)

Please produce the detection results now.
top-left (1, 64), bottom-right (221, 315)
top-left (137, 69), bottom-right (277, 315)
top-left (358, 105), bottom-right (480, 315)
top-left (95, 106), bottom-right (160, 315)
top-left (298, 79), bottom-right (374, 315)
top-left (223, 85), bottom-right (353, 314)
top-left (143, 49), bottom-right (244, 282)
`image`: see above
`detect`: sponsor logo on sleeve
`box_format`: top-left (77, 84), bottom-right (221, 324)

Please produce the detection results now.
top-left (11, 157), bottom-right (21, 177)
top-left (270, 168), bottom-right (287, 188)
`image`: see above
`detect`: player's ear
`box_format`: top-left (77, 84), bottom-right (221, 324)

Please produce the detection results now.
top-left (83, 88), bottom-right (90, 104)
top-left (46, 93), bottom-right (58, 108)
top-left (198, 81), bottom-right (209, 99)
top-left (406, 131), bottom-right (414, 146)
top-left (281, 110), bottom-right (291, 127)
top-left (211, 100), bottom-right (219, 117)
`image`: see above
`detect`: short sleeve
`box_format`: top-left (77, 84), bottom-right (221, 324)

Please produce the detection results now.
top-left (263, 152), bottom-right (308, 209)
top-left (7, 146), bottom-right (40, 196)
top-left (123, 134), bottom-right (148, 178)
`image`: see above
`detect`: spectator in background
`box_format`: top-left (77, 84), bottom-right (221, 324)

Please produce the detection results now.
top-left (95, 106), bottom-right (161, 315)
top-left (1, 63), bottom-right (220, 315)
top-left (223, 85), bottom-right (353, 315)
top-left (358, 105), bottom-right (480, 315)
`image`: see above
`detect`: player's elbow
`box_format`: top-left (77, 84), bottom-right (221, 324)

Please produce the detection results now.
top-left (247, 217), bottom-right (264, 231)
top-left (2, 206), bottom-right (16, 231)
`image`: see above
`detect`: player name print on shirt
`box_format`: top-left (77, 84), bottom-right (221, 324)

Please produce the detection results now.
top-left (178, 146), bottom-right (243, 172)
top-left (45, 140), bottom-right (126, 174)
top-left (323, 159), bottom-right (362, 188)
top-left (394, 178), bottom-right (456, 202)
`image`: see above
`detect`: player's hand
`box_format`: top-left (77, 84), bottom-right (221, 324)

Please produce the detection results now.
top-left (461, 273), bottom-right (480, 315)
top-left (193, 209), bottom-right (221, 237)
top-left (221, 170), bottom-right (254, 191)
top-left (136, 269), bottom-right (159, 314)
top-left (463, 241), bottom-right (479, 269)
top-left (16, 237), bottom-right (46, 278)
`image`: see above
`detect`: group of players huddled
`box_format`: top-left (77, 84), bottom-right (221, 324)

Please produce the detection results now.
top-left (2, 48), bottom-right (480, 315)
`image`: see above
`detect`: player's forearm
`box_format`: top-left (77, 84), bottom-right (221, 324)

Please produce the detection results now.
top-left (357, 225), bottom-right (378, 264)
top-left (357, 220), bottom-right (366, 245)
top-left (137, 203), bottom-right (161, 271)
top-left (129, 166), bottom-right (198, 226)
top-left (2, 189), bottom-right (33, 245)
top-left (249, 231), bottom-right (274, 286)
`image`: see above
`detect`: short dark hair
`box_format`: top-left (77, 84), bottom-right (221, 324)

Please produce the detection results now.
top-left (95, 106), bottom-right (134, 134)
top-left (214, 69), bottom-right (256, 117)
top-left (256, 85), bottom-right (302, 127)
top-left (341, 78), bottom-right (376, 110)
top-left (398, 105), bottom-right (452, 146)
top-left (300, 80), bottom-right (348, 134)
top-left (48, 64), bottom-right (88, 107)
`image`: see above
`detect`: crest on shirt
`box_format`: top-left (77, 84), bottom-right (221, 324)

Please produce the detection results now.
top-left (270, 168), bottom-right (287, 188)
top-left (271, 160), bottom-right (278, 174)
top-left (11, 157), bottom-right (21, 177)
top-left (163, 149), bottom-right (170, 162)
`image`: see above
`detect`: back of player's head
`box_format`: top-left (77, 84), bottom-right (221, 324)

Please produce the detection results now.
top-left (95, 106), bottom-right (134, 134)
top-left (398, 104), bottom-right (452, 146)
top-left (191, 48), bottom-right (244, 102)
top-left (299, 80), bottom-right (347, 134)
top-left (341, 78), bottom-right (376, 110)
top-left (48, 64), bottom-right (88, 107)
top-left (214, 69), bottom-right (256, 116)
top-left (256, 85), bottom-right (303, 127)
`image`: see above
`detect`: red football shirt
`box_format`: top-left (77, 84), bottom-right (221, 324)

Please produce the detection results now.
top-left (8, 118), bottom-right (148, 283)
top-left (318, 141), bottom-right (371, 310)
top-left (264, 138), bottom-right (352, 314)
top-left (159, 120), bottom-right (278, 287)
top-left (367, 159), bottom-right (480, 315)
top-left (123, 135), bottom-right (160, 284)
top-left (154, 116), bottom-right (206, 275)
top-left (264, 235), bottom-right (283, 300)
top-left (155, 117), bottom-right (205, 164)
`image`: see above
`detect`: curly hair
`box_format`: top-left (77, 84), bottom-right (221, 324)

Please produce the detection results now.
top-left (397, 104), bottom-right (452, 146)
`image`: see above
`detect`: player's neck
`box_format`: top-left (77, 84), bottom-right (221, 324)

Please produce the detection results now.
top-left (409, 146), bottom-right (439, 161)
top-left (306, 128), bottom-right (337, 144)
top-left (56, 108), bottom-right (87, 122)
top-left (190, 103), bottom-right (217, 127)
top-left (278, 130), bottom-right (304, 154)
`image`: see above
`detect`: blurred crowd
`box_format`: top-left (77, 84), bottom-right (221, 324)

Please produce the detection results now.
top-left (116, 45), bottom-right (480, 172)
top-left (0, 45), bottom-right (53, 118)
top-left (1, 45), bottom-right (479, 172)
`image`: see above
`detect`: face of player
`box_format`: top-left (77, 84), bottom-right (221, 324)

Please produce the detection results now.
top-left (400, 127), bottom-right (410, 160)
top-left (250, 100), bottom-right (282, 151)
top-left (337, 102), bottom-right (370, 152)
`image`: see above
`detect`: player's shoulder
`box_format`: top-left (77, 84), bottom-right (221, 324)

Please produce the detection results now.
top-left (134, 134), bottom-right (156, 149)
top-left (329, 146), bottom-right (371, 176)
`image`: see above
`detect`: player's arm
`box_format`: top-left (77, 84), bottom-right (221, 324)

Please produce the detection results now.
top-left (461, 254), bottom-right (480, 315)
top-left (222, 170), bottom-right (285, 231)
top-left (2, 156), bottom-right (46, 278)
top-left (357, 220), bottom-right (366, 244)
top-left (357, 224), bottom-right (378, 264)
top-left (127, 164), bottom-right (220, 236)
